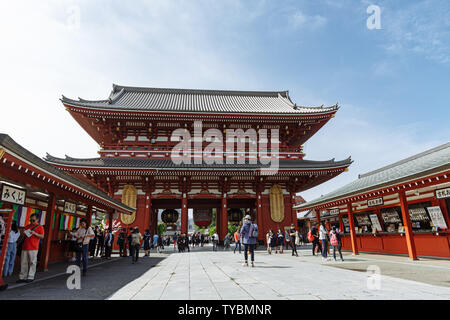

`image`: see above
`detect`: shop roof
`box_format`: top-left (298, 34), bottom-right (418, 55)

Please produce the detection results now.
top-left (296, 142), bottom-right (450, 210)
top-left (0, 134), bottom-right (134, 214)
top-left (60, 84), bottom-right (339, 115)
top-left (44, 155), bottom-right (352, 171)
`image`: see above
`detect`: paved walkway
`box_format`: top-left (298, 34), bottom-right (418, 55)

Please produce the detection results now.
top-left (109, 246), bottom-right (450, 300)
top-left (2, 245), bottom-right (450, 300)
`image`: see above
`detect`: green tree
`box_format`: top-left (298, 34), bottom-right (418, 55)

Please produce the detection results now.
top-left (228, 224), bottom-right (238, 236)
top-left (208, 225), bottom-right (216, 236)
top-left (158, 222), bottom-right (167, 235)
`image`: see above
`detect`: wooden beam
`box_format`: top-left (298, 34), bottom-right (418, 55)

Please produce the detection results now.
top-left (399, 191), bottom-right (418, 260)
top-left (40, 192), bottom-right (57, 271)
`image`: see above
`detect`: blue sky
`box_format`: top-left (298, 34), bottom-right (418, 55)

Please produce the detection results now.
top-left (0, 0), bottom-right (449, 204)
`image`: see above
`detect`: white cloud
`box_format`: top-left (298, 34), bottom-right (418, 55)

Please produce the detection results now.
top-left (289, 10), bottom-right (327, 30)
top-left (378, 0), bottom-right (450, 65)
top-left (299, 103), bottom-right (447, 202)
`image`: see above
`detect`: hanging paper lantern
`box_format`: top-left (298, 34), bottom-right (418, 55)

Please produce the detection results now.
top-left (161, 209), bottom-right (179, 225)
top-left (193, 208), bottom-right (212, 228)
top-left (228, 208), bottom-right (243, 225)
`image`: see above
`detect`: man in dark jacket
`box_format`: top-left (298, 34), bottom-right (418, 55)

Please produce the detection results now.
top-left (240, 215), bottom-right (258, 267)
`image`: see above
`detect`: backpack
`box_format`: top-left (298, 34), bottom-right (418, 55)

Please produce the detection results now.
top-left (307, 231), bottom-right (314, 242)
top-left (330, 232), bottom-right (338, 246)
top-left (250, 224), bottom-right (258, 238)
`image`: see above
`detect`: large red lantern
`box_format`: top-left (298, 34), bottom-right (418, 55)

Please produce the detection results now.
top-left (193, 208), bottom-right (212, 228)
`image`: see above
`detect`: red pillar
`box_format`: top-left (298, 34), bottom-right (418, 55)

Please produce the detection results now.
top-left (399, 191), bottom-right (418, 260)
top-left (290, 193), bottom-right (297, 225)
top-left (256, 192), bottom-right (264, 241)
top-left (181, 195), bottom-right (188, 234)
top-left (40, 192), bottom-right (57, 271)
top-left (144, 192), bottom-right (151, 231)
top-left (220, 194), bottom-right (228, 242)
top-left (87, 205), bottom-right (93, 226)
top-left (108, 210), bottom-right (114, 230)
top-left (346, 203), bottom-right (359, 255)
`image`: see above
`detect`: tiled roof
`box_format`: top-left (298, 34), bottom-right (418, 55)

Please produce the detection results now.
top-left (296, 142), bottom-right (450, 209)
top-left (45, 155), bottom-right (352, 171)
top-left (0, 134), bottom-right (133, 213)
top-left (60, 84), bottom-right (339, 115)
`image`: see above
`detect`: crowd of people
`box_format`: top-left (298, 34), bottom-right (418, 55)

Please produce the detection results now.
top-left (2, 211), bottom-right (344, 283)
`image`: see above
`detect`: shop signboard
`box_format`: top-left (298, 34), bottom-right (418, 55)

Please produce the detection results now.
top-left (64, 201), bottom-right (77, 214)
top-left (369, 214), bottom-right (383, 231)
top-left (321, 210), bottom-right (330, 217)
top-left (329, 208), bottom-right (340, 215)
top-left (1, 184), bottom-right (26, 205)
top-left (367, 197), bottom-right (384, 207)
top-left (436, 187), bottom-right (450, 200)
top-left (427, 206), bottom-right (448, 229)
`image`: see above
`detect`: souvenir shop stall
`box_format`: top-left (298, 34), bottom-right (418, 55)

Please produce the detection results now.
top-left (0, 134), bottom-right (133, 278)
top-left (297, 143), bottom-right (450, 259)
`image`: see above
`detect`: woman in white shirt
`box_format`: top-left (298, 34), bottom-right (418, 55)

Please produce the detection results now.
top-left (3, 221), bottom-right (20, 277)
top-left (74, 218), bottom-right (95, 276)
top-left (319, 222), bottom-right (329, 261)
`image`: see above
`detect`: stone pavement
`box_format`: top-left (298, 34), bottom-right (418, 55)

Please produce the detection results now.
top-left (108, 246), bottom-right (450, 300)
top-left (2, 245), bottom-right (450, 300)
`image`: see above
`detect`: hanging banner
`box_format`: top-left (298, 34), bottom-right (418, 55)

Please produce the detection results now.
top-left (427, 206), bottom-right (448, 229)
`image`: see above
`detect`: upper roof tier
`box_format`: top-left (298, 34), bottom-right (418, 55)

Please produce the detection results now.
top-left (60, 84), bottom-right (339, 115)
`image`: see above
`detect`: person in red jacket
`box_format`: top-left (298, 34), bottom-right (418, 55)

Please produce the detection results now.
top-left (17, 214), bottom-right (44, 283)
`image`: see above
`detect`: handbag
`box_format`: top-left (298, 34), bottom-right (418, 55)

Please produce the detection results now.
top-left (75, 228), bottom-right (89, 252)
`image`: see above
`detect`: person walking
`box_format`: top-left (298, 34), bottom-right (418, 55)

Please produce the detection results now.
top-left (130, 227), bottom-right (143, 264)
top-left (266, 229), bottom-right (275, 254)
top-left (3, 221), bottom-right (20, 277)
top-left (233, 229), bottom-right (241, 254)
top-left (74, 218), bottom-right (95, 276)
top-left (276, 228), bottom-right (284, 254)
top-left (104, 228), bottom-right (114, 259)
top-left (117, 228), bottom-right (126, 257)
top-left (68, 227), bottom-right (78, 261)
top-left (240, 215), bottom-right (258, 267)
top-left (89, 226), bottom-right (98, 258)
top-left (319, 221), bottom-right (329, 261)
top-left (153, 233), bottom-right (159, 252)
top-left (330, 226), bottom-right (344, 261)
top-left (224, 233), bottom-right (231, 250)
top-left (16, 214), bottom-right (44, 283)
top-left (288, 224), bottom-right (299, 257)
top-left (200, 233), bottom-right (205, 247)
top-left (143, 229), bottom-right (151, 257)
top-left (309, 225), bottom-right (322, 256)
top-left (173, 233), bottom-right (178, 251)
top-left (157, 233), bottom-right (164, 253)
top-left (96, 228), bottom-right (105, 257)
top-left (212, 232), bottom-right (219, 251)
